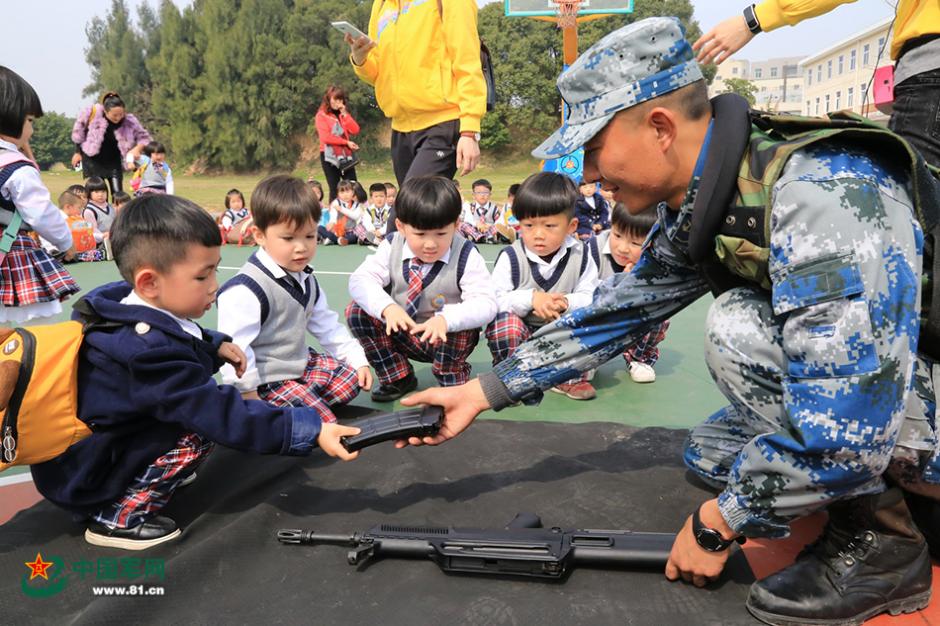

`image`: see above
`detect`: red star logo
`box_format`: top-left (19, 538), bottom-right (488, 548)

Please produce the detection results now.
top-left (24, 553), bottom-right (54, 581)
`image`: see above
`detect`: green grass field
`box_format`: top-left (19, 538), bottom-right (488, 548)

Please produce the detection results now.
top-left (47, 158), bottom-right (545, 214)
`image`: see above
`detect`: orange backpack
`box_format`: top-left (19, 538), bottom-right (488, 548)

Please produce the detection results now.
top-left (0, 322), bottom-right (90, 471)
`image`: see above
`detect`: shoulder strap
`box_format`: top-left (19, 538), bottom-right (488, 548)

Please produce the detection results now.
top-left (588, 236), bottom-right (600, 269)
top-left (455, 238), bottom-right (474, 282)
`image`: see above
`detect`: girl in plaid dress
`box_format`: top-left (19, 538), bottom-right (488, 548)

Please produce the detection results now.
top-left (0, 67), bottom-right (79, 323)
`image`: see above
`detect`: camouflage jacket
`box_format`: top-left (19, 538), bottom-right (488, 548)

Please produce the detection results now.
top-left (480, 96), bottom-right (935, 536)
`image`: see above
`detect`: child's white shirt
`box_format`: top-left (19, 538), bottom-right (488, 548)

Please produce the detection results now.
top-left (217, 247), bottom-right (368, 392)
top-left (0, 140), bottom-right (71, 251)
top-left (122, 290), bottom-right (203, 339)
top-left (492, 235), bottom-right (599, 317)
top-left (348, 236), bottom-right (497, 332)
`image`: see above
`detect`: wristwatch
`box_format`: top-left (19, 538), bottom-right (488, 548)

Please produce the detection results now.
top-left (743, 4), bottom-right (762, 34)
top-left (692, 506), bottom-right (745, 552)
top-left (460, 131), bottom-right (481, 142)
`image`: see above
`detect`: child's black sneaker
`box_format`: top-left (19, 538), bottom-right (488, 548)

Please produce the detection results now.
top-left (85, 516), bottom-right (181, 550)
top-left (371, 373), bottom-right (418, 402)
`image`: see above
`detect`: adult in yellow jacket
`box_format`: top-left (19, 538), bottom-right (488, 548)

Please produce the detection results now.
top-left (347, 0), bottom-right (486, 215)
top-left (693, 0), bottom-right (940, 167)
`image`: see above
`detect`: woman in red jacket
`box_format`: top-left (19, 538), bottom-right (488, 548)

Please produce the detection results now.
top-left (315, 85), bottom-right (360, 203)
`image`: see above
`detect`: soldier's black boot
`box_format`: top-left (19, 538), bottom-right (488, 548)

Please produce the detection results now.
top-left (746, 488), bottom-right (932, 626)
top-left (904, 491), bottom-right (940, 559)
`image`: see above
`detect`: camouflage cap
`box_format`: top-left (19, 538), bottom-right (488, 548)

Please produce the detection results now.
top-left (532, 17), bottom-right (704, 159)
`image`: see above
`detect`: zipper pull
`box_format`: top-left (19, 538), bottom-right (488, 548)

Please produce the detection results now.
top-left (2, 425), bottom-right (16, 463)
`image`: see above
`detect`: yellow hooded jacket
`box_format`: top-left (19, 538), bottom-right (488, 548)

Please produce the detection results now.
top-left (352, 0), bottom-right (486, 134)
top-left (755, 0), bottom-right (939, 60)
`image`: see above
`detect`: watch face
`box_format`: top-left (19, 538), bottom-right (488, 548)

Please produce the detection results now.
top-left (695, 528), bottom-right (727, 552)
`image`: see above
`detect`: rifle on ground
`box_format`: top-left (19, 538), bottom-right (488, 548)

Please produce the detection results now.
top-left (277, 513), bottom-right (675, 580)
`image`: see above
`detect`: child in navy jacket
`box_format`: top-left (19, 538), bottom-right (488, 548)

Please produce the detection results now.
top-left (574, 180), bottom-right (610, 240)
top-left (30, 194), bottom-right (360, 551)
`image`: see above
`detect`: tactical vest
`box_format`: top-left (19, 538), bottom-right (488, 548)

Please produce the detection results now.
top-left (690, 94), bottom-right (940, 357)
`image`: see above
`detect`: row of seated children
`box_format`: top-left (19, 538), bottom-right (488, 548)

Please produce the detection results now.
top-left (457, 178), bottom-right (517, 245)
top-left (34, 172), bottom-right (667, 551)
top-left (343, 172), bottom-right (670, 402)
top-left (320, 179), bottom-right (397, 247)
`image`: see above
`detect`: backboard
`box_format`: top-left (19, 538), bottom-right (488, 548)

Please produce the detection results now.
top-left (504, 0), bottom-right (634, 18)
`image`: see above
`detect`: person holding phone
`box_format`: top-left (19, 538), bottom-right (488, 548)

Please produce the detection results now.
top-left (315, 85), bottom-right (360, 203)
top-left (345, 0), bottom-right (486, 232)
top-left (694, 1), bottom-right (940, 168)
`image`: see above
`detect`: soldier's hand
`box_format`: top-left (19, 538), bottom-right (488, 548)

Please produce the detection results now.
top-left (665, 499), bottom-right (736, 588)
top-left (396, 379), bottom-right (490, 447)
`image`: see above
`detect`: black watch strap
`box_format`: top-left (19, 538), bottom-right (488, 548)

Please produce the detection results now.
top-left (692, 506), bottom-right (745, 552)
top-left (743, 4), bottom-right (762, 34)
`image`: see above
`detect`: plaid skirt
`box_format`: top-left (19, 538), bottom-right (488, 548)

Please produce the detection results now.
top-left (0, 231), bottom-right (80, 306)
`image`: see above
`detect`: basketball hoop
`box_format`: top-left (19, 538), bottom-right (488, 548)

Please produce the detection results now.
top-left (551, 0), bottom-right (582, 29)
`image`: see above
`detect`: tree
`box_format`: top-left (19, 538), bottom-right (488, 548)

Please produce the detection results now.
top-left (31, 113), bottom-right (76, 170)
top-left (478, 0), bottom-right (705, 156)
top-left (722, 78), bottom-right (758, 106)
top-left (83, 0), bottom-right (150, 115)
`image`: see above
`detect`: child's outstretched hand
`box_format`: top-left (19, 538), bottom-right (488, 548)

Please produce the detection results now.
top-left (218, 342), bottom-right (247, 378)
top-left (357, 366), bottom-right (373, 390)
top-left (382, 303), bottom-right (416, 335)
top-left (318, 422), bottom-right (361, 461)
top-left (411, 314), bottom-right (448, 346)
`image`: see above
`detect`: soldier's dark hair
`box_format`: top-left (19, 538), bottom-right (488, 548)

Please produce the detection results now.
top-left (111, 195), bottom-right (222, 283)
top-left (512, 172), bottom-right (578, 220)
top-left (395, 175), bottom-right (463, 230)
top-left (611, 203), bottom-right (657, 239)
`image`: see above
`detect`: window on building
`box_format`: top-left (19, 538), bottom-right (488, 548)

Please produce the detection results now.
top-left (825, 94), bottom-right (830, 112)
top-left (838, 55), bottom-right (844, 74)
top-left (815, 97), bottom-right (820, 115)
top-left (878, 37), bottom-right (885, 53)
top-left (848, 87), bottom-right (854, 108)
top-left (863, 44), bottom-right (870, 66)
top-left (827, 60), bottom-right (832, 79)
top-left (808, 72), bottom-right (813, 86)
top-left (732, 67), bottom-right (738, 75)
top-left (771, 67), bottom-right (778, 78)
top-left (817, 65), bottom-right (822, 82)
top-left (850, 49), bottom-right (857, 70)
top-left (807, 100), bottom-right (811, 114)
top-left (755, 68), bottom-right (762, 78)
top-left (835, 91), bottom-right (841, 109)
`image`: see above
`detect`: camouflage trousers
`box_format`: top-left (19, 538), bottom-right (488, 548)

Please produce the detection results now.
top-left (685, 287), bottom-right (940, 535)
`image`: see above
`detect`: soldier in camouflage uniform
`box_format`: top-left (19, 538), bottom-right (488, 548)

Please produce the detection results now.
top-left (402, 17), bottom-right (940, 625)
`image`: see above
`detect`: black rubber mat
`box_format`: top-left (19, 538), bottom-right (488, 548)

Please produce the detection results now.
top-left (0, 417), bottom-right (758, 625)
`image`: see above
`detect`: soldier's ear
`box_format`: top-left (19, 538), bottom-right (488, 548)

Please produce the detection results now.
top-left (646, 107), bottom-right (678, 153)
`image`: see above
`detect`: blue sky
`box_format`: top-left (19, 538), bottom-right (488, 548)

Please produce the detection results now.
top-left (2, 0), bottom-right (894, 116)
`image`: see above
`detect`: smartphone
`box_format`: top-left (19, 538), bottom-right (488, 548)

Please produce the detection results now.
top-left (331, 21), bottom-right (368, 41)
